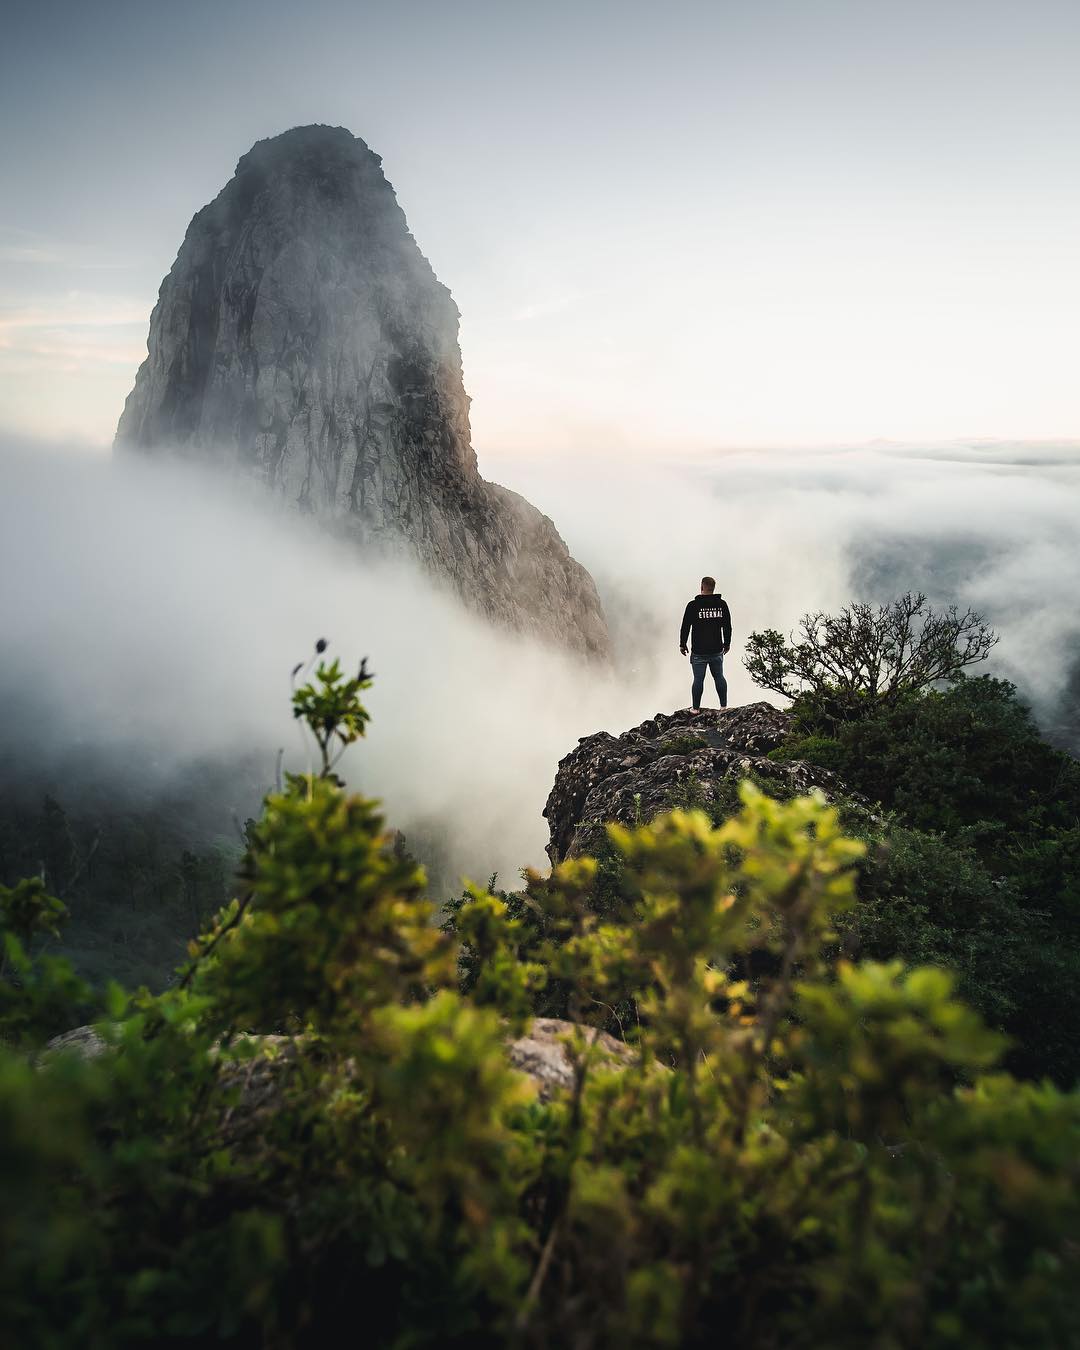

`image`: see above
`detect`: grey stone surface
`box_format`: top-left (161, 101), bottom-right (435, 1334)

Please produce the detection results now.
top-left (543, 702), bottom-right (842, 862)
top-left (43, 1019), bottom-right (635, 1107)
top-left (506, 1017), bottom-right (636, 1101)
top-left (116, 125), bottom-right (610, 659)
top-left (37, 1024), bottom-right (108, 1063)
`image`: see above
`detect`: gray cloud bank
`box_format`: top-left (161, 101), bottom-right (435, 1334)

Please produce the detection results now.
top-left (0, 437), bottom-right (1077, 901)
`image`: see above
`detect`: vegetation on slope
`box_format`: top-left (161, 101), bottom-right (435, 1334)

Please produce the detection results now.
top-left (2, 639), bottom-right (1078, 1348)
top-left (0, 775), bottom-right (245, 990)
top-left (747, 595), bottom-right (1080, 1084)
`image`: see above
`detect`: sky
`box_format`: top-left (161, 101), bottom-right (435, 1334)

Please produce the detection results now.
top-left (2, 0), bottom-right (1078, 453)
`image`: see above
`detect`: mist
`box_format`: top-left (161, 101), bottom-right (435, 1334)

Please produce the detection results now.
top-left (1, 436), bottom-right (1078, 904)
top-left (497, 441), bottom-right (1080, 743)
top-left (0, 440), bottom-right (679, 894)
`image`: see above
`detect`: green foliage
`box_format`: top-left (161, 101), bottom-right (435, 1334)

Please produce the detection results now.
top-left (658, 734), bottom-right (707, 756)
top-left (842, 825), bottom-right (1029, 1024)
top-left (0, 938), bottom-right (96, 1049)
top-left (767, 731), bottom-right (845, 770)
top-left (2, 656), bottom-right (1078, 1347)
top-left (1010, 823), bottom-right (1080, 931)
top-left (0, 783), bottom-right (241, 989)
top-left (192, 777), bottom-right (454, 1037)
top-left (450, 883), bottom-right (545, 1032)
top-left (794, 961), bottom-right (1005, 1135)
top-left (784, 676), bottom-right (1080, 846)
top-left (291, 644), bottom-right (373, 779)
top-left (0, 876), bottom-right (68, 945)
top-left (773, 675), bottom-right (1080, 1084)
top-left (744, 592), bottom-right (997, 721)
top-left (662, 766), bottom-right (800, 831)
top-left (0, 877), bottom-right (96, 1048)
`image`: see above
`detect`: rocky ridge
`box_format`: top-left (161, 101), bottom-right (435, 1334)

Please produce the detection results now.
top-left (115, 125), bottom-right (609, 659)
top-left (543, 702), bottom-right (841, 862)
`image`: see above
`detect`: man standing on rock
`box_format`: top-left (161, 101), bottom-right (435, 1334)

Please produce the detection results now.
top-left (679, 577), bottom-right (732, 711)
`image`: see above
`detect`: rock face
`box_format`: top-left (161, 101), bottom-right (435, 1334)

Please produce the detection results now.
top-left (43, 1019), bottom-right (634, 1108)
top-left (544, 703), bottom-right (842, 862)
top-left (116, 125), bottom-right (609, 659)
top-left (506, 1018), bottom-right (636, 1101)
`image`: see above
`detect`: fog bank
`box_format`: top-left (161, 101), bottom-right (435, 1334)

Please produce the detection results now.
top-left (0, 442), bottom-right (674, 892)
top-left (496, 441), bottom-right (1080, 744)
top-left (1, 437), bottom-right (1077, 901)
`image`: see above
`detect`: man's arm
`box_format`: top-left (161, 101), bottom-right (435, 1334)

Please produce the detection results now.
top-left (722, 600), bottom-right (732, 653)
top-left (680, 601), bottom-right (694, 654)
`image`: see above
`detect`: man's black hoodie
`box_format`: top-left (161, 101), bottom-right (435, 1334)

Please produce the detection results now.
top-left (680, 594), bottom-right (732, 655)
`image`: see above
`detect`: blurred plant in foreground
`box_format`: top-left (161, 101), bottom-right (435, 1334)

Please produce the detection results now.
top-left (0, 640), bottom-right (1076, 1349)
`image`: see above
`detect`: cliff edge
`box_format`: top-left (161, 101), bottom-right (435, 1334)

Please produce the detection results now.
top-left (543, 703), bottom-right (841, 862)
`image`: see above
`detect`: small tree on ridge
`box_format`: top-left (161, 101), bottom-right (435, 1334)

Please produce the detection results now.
top-left (743, 592), bottom-right (997, 718)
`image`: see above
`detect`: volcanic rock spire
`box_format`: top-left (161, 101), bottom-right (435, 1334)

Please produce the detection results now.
top-left (116, 125), bottom-right (610, 659)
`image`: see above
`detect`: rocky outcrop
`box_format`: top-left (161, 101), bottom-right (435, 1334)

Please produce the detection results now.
top-left (39, 1024), bottom-right (109, 1061)
top-left (43, 1018), bottom-right (634, 1108)
top-left (544, 703), bottom-right (842, 862)
top-left (506, 1017), bottom-right (635, 1101)
top-left (115, 125), bottom-right (609, 660)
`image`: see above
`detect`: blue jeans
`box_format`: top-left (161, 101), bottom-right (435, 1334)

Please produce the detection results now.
top-left (690, 651), bottom-right (727, 709)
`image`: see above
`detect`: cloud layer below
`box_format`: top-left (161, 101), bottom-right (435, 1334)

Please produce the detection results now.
top-left (1, 437), bottom-right (1077, 895)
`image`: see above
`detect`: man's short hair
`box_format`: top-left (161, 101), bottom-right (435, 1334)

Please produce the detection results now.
top-left (700, 576), bottom-right (716, 593)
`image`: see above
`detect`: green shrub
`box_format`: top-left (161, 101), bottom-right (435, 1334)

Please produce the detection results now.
top-left (0, 787), bottom-right (241, 990)
top-left (767, 732), bottom-right (845, 770)
top-left (2, 650), bottom-right (1077, 1347)
top-left (837, 824), bottom-right (1070, 1073)
top-left (784, 676), bottom-right (1080, 848)
top-left (762, 674), bottom-right (1080, 1085)
top-left (658, 734), bottom-right (708, 756)
top-left (0, 877), bottom-right (97, 1048)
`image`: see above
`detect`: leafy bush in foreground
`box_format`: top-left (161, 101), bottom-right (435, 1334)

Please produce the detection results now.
top-left (2, 650), bottom-right (1078, 1348)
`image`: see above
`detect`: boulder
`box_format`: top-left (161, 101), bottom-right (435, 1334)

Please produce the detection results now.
top-left (41, 1018), bottom-right (634, 1109)
top-left (506, 1017), bottom-right (636, 1101)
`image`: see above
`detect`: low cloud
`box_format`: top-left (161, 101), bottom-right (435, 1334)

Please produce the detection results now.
top-left (491, 440), bottom-right (1080, 740)
top-left (1, 437), bottom-right (1077, 901)
top-left (0, 442), bottom-right (680, 892)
